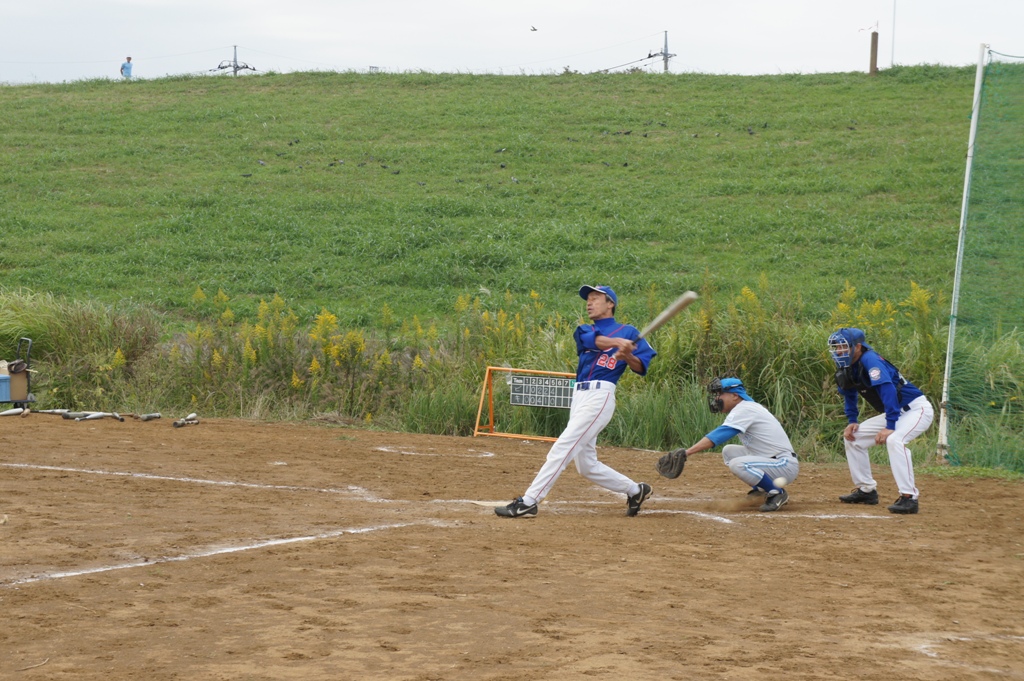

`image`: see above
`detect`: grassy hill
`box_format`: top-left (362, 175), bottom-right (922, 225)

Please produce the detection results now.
top-left (0, 67), bottom-right (974, 326)
top-left (8, 66), bottom-right (1017, 469)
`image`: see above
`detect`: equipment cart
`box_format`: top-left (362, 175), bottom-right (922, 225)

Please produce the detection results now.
top-left (0, 338), bottom-right (36, 408)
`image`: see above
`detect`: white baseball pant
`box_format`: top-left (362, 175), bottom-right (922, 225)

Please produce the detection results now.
top-left (722, 445), bottom-right (800, 488)
top-left (523, 382), bottom-right (638, 505)
top-left (844, 395), bottom-right (934, 498)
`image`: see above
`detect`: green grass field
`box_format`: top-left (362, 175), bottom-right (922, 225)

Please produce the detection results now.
top-left (0, 67), bottom-right (973, 326)
top-left (5, 66), bottom-right (1020, 471)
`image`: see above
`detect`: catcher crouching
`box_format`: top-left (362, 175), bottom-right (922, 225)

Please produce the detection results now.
top-left (657, 377), bottom-right (799, 512)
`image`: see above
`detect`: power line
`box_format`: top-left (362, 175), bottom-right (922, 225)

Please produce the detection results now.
top-left (594, 32), bottom-right (675, 74)
top-left (0, 46), bottom-right (231, 66)
top-left (235, 46), bottom-right (345, 70)
top-left (499, 32), bottom-right (663, 69)
top-left (593, 55), bottom-right (661, 74)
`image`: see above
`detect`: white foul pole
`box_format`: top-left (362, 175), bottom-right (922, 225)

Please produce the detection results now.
top-left (936, 43), bottom-right (989, 462)
top-left (890, 0), bottom-right (897, 67)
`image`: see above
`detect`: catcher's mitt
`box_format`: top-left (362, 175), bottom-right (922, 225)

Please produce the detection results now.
top-left (656, 448), bottom-right (687, 479)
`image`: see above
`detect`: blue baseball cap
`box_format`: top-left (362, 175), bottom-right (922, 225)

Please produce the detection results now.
top-left (579, 285), bottom-right (617, 306)
top-left (719, 377), bottom-right (754, 401)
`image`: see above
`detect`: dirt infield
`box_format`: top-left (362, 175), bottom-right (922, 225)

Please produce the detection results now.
top-left (2, 416), bottom-right (1023, 680)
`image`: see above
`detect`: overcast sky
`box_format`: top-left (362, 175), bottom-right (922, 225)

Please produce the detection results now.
top-left (2, 0), bottom-right (1021, 84)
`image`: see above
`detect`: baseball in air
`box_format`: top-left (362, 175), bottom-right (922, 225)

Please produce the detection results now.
top-left (773, 477), bottom-right (789, 488)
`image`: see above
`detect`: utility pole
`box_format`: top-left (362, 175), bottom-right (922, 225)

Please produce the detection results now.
top-left (650, 31), bottom-right (676, 72)
top-left (211, 45), bottom-right (256, 76)
top-left (870, 31), bottom-right (879, 75)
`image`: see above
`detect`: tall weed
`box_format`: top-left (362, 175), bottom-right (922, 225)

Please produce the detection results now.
top-left (3, 282), bottom-right (1021, 472)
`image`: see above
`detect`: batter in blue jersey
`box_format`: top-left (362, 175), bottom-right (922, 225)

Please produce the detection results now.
top-left (496, 285), bottom-right (657, 518)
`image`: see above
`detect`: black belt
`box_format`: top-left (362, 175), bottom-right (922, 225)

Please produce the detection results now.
top-left (773, 452), bottom-right (798, 460)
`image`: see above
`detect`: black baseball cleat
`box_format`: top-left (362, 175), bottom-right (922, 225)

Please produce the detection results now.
top-left (494, 497), bottom-right (538, 518)
top-left (839, 488), bottom-right (879, 505)
top-left (747, 487), bottom-right (767, 498)
top-left (626, 482), bottom-right (652, 517)
top-left (888, 495), bottom-right (919, 514)
top-left (759, 488), bottom-right (789, 512)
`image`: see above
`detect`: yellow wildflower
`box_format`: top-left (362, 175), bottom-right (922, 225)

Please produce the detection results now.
top-left (244, 339), bottom-right (257, 364)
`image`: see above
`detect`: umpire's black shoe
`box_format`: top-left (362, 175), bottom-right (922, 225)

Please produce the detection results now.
top-left (626, 482), bottom-right (652, 517)
top-left (888, 495), bottom-right (919, 514)
top-left (759, 489), bottom-right (789, 512)
top-left (494, 497), bottom-right (538, 518)
top-left (839, 488), bottom-right (879, 505)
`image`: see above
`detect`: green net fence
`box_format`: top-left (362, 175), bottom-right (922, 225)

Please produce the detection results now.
top-left (944, 49), bottom-right (1024, 471)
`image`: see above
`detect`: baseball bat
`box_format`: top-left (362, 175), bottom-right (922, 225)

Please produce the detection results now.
top-left (173, 413), bottom-right (199, 428)
top-left (0, 407), bottom-right (24, 417)
top-left (638, 291), bottom-right (699, 339)
top-left (74, 412), bottom-right (125, 422)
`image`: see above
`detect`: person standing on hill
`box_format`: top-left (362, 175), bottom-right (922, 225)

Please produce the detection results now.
top-left (829, 327), bottom-right (934, 514)
top-left (495, 285), bottom-right (657, 519)
top-left (120, 56), bottom-right (133, 79)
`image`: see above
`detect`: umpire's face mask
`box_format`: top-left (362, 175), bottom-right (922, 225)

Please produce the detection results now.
top-left (708, 390), bottom-right (725, 413)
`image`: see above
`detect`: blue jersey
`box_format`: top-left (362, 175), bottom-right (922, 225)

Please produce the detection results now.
top-left (573, 317), bottom-right (656, 383)
top-left (838, 347), bottom-right (924, 429)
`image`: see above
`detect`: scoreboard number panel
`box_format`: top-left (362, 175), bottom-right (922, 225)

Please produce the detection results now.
top-left (509, 375), bottom-right (574, 409)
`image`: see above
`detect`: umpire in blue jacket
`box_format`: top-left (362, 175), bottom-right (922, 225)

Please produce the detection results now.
top-left (828, 328), bottom-right (934, 514)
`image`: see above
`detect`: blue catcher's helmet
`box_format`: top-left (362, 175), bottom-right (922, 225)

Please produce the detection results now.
top-left (828, 328), bottom-right (866, 368)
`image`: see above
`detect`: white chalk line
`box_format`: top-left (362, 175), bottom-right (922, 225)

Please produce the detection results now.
top-left (372, 445), bottom-right (494, 458)
top-left (913, 633), bottom-right (1024, 677)
top-left (1, 463), bottom-right (384, 501)
top-left (643, 509), bottom-right (736, 524)
top-left (1, 520), bottom-right (451, 588)
top-left (440, 498), bottom-right (884, 524)
top-left (439, 499), bottom-right (736, 524)
top-left (753, 513), bottom-right (892, 520)
top-left (5, 464), bottom-right (893, 525)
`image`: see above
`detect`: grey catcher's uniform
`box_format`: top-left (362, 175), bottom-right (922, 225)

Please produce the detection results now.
top-left (719, 400), bottom-right (800, 490)
top-left (673, 377), bottom-right (798, 512)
